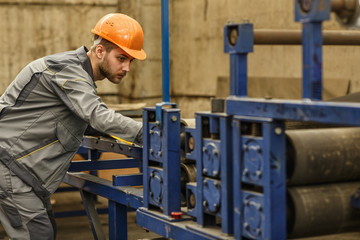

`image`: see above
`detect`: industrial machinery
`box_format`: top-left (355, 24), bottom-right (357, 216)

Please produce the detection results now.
top-left (63, 0), bottom-right (360, 239)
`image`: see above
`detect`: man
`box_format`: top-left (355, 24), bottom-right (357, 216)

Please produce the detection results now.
top-left (0, 13), bottom-right (145, 239)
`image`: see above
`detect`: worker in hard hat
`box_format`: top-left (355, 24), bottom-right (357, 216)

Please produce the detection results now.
top-left (0, 13), bottom-right (145, 240)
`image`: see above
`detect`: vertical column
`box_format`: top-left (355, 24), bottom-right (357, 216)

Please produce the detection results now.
top-left (142, 107), bottom-right (181, 216)
top-left (295, 0), bottom-right (331, 100)
top-left (233, 117), bottom-right (286, 240)
top-left (224, 23), bottom-right (254, 97)
top-left (195, 113), bottom-right (233, 234)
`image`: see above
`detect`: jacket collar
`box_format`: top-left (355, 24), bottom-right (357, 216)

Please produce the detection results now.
top-left (76, 46), bottom-right (95, 83)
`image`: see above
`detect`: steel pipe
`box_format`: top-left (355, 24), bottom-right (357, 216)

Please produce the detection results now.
top-left (254, 29), bottom-right (360, 45)
top-left (286, 127), bottom-right (360, 185)
top-left (287, 182), bottom-right (360, 238)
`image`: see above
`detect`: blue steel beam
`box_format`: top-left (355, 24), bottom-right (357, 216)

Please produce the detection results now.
top-left (113, 174), bottom-right (143, 187)
top-left (136, 208), bottom-right (232, 240)
top-left (161, 0), bottom-right (170, 103)
top-left (68, 159), bottom-right (140, 172)
top-left (63, 172), bottom-right (143, 209)
top-left (226, 97), bottom-right (360, 126)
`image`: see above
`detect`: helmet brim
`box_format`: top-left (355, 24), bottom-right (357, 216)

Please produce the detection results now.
top-left (91, 29), bottom-right (147, 60)
top-left (119, 45), bottom-right (147, 60)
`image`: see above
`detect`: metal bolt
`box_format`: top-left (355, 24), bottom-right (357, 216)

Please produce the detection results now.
top-left (171, 115), bottom-right (178, 122)
top-left (213, 170), bottom-right (219, 177)
top-left (243, 222), bottom-right (249, 230)
top-left (213, 149), bottom-right (219, 156)
top-left (158, 196), bottom-right (162, 202)
top-left (149, 130), bottom-right (154, 135)
top-left (257, 147), bottom-right (262, 154)
top-left (203, 201), bottom-right (208, 207)
top-left (243, 144), bottom-right (248, 151)
top-left (203, 180), bottom-right (208, 186)
top-left (156, 121), bottom-right (160, 126)
top-left (257, 204), bottom-right (263, 212)
top-left (150, 172), bottom-right (155, 178)
top-left (244, 168), bottom-right (249, 176)
top-left (110, 143), bottom-right (114, 148)
top-left (150, 192), bottom-right (154, 197)
top-left (214, 181), bottom-right (220, 188)
top-left (158, 151), bottom-right (162, 157)
top-left (256, 228), bottom-right (262, 236)
top-left (245, 199), bottom-right (250, 206)
top-left (150, 149), bottom-right (154, 154)
top-left (213, 203), bottom-right (219, 210)
top-left (256, 170), bottom-right (263, 178)
top-left (203, 168), bottom-right (208, 175)
top-left (275, 127), bottom-right (283, 135)
top-left (202, 147), bottom-right (207, 153)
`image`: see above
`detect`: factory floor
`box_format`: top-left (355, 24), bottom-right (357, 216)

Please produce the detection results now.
top-left (0, 186), bottom-right (359, 240)
top-left (0, 188), bottom-right (163, 240)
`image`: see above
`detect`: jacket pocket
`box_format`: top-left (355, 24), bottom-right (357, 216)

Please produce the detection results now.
top-left (1, 203), bottom-right (23, 228)
top-left (56, 121), bottom-right (81, 152)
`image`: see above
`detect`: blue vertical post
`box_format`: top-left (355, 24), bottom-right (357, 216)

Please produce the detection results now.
top-left (295, 0), bottom-right (330, 100)
top-left (108, 200), bottom-right (127, 240)
top-left (301, 22), bottom-right (323, 99)
top-left (156, 0), bottom-right (176, 126)
top-left (230, 54), bottom-right (248, 96)
top-left (161, 0), bottom-right (170, 103)
top-left (224, 23), bottom-right (253, 97)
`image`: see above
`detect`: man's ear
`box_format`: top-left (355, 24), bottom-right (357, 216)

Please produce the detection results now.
top-left (95, 45), bottom-right (105, 59)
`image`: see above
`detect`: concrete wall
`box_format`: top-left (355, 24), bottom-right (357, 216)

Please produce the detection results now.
top-left (0, 0), bottom-right (119, 100)
top-left (2, 0), bottom-right (360, 118)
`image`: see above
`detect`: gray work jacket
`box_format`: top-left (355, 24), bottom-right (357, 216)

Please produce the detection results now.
top-left (0, 46), bottom-right (142, 195)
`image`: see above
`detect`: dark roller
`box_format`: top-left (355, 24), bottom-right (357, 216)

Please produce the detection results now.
top-left (287, 182), bottom-right (360, 238)
top-left (286, 127), bottom-right (360, 185)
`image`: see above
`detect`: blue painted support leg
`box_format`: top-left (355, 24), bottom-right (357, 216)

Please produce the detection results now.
top-left (80, 190), bottom-right (106, 240)
top-left (233, 118), bottom-right (286, 240)
top-left (108, 200), bottom-right (127, 240)
top-left (302, 22), bottom-right (323, 100)
top-left (230, 54), bottom-right (248, 97)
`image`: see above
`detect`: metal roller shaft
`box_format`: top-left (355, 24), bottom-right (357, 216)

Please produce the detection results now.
top-left (254, 29), bottom-right (360, 45)
top-left (287, 182), bottom-right (360, 238)
top-left (286, 127), bottom-right (360, 185)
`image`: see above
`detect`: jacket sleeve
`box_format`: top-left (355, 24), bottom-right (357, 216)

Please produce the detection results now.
top-left (49, 65), bottom-right (143, 145)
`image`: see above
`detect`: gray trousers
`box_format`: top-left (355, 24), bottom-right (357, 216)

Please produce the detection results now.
top-left (0, 162), bottom-right (55, 240)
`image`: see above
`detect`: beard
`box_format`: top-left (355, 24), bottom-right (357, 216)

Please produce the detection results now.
top-left (98, 58), bottom-right (126, 84)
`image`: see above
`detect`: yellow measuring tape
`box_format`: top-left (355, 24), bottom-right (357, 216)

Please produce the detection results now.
top-left (109, 135), bottom-right (134, 146)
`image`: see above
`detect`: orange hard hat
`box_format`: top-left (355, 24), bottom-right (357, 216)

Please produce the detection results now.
top-left (92, 13), bottom-right (146, 60)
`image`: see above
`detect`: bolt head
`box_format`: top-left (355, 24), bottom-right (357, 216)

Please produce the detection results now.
top-left (171, 115), bottom-right (178, 122)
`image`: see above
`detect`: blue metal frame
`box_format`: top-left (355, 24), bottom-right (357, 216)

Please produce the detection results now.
top-left (232, 117), bottom-right (286, 239)
top-left (194, 113), bottom-right (233, 234)
top-left (295, 0), bottom-right (330, 100)
top-left (224, 23), bottom-right (253, 97)
top-left (143, 107), bottom-right (181, 216)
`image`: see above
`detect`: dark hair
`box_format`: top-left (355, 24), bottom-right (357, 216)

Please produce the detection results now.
top-left (90, 35), bottom-right (117, 53)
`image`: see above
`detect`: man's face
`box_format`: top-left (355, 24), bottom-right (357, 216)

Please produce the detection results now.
top-left (98, 46), bottom-right (134, 84)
